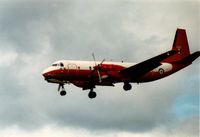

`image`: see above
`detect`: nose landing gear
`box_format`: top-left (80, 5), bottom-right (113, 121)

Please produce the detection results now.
top-left (58, 84), bottom-right (66, 96)
top-left (88, 89), bottom-right (97, 99)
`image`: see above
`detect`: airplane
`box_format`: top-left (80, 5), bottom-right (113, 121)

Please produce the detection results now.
top-left (42, 29), bottom-right (200, 99)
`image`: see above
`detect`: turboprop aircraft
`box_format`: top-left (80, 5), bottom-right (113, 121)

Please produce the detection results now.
top-left (42, 29), bottom-right (200, 99)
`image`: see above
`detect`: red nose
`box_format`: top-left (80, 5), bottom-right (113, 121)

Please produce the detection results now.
top-left (42, 72), bottom-right (48, 77)
top-left (42, 68), bottom-right (52, 79)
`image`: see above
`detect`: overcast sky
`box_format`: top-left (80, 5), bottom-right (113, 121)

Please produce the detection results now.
top-left (0, 0), bottom-right (199, 137)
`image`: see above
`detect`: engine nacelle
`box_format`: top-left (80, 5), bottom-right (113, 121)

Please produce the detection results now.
top-left (153, 63), bottom-right (173, 75)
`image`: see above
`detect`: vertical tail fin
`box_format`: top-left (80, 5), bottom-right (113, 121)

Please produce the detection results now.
top-left (164, 28), bottom-right (190, 63)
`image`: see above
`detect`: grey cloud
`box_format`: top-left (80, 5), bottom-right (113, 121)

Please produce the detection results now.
top-left (0, 1), bottom-right (69, 54)
top-left (161, 116), bottom-right (199, 137)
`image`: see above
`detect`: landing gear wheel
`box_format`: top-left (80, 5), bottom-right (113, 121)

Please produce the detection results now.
top-left (58, 83), bottom-right (67, 96)
top-left (123, 83), bottom-right (132, 91)
top-left (60, 90), bottom-right (66, 96)
top-left (88, 91), bottom-right (97, 99)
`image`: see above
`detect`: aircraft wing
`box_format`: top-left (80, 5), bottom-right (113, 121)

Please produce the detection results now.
top-left (120, 50), bottom-right (177, 80)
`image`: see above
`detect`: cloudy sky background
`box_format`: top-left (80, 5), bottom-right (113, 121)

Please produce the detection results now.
top-left (0, 0), bottom-right (199, 137)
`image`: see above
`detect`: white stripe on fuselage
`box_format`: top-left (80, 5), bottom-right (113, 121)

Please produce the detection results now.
top-left (46, 60), bottom-right (173, 74)
top-left (52, 60), bottom-right (135, 70)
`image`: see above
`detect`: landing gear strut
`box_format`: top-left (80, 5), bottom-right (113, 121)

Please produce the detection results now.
top-left (88, 89), bottom-right (97, 99)
top-left (123, 82), bottom-right (132, 91)
top-left (58, 84), bottom-right (66, 96)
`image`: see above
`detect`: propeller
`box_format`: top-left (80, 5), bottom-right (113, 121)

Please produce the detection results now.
top-left (92, 53), bottom-right (105, 83)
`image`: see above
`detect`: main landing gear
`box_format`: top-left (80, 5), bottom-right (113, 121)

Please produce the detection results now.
top-left (123, 82), bottom-right (132, 91)
top-left (57, 83), bottom-right (96, 99)
top-left (88, 89), bottom-right (97, 99)
top-left (58, 84), bottom-right (66, 96)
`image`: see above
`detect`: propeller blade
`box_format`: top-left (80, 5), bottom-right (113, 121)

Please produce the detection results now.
top-left (100, 59), bottom-right (105, 65)
top-left (92, 53), bottom-right (97, 66)
top-left (97, 70), bottom-right (102, 83)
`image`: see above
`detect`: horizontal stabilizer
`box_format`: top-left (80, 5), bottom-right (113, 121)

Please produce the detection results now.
top-left (175, 51), bottom-right (200, 65)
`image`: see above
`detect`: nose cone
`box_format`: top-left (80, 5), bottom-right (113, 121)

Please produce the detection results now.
top-left (42, 67), bottom-right (52, 78)
top-left (42, 69), bottom-right (49, 78)
top-left (42, 66), bottom-right (58, 79)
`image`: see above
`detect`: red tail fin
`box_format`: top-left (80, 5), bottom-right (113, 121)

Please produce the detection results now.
top-left (164, 29), bottom-right (190, 63)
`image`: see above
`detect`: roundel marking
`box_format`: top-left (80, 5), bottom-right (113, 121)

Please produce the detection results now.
top-left (158, 68), bottom-right (164, 75)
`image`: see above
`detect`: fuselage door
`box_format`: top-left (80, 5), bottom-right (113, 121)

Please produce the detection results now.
top-left (68, 63), bottom-right (78, 77)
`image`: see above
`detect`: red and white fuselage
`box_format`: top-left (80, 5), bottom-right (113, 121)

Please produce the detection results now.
top-left (42, 60), bottom-right (173, 85)
top-left (42, 29), bottom-right (200, 98)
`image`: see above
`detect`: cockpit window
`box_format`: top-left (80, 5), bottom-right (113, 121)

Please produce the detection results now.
top-left (52, 63), bottom-right (58, 66)
top-left (52, 62), bottom-right (64, 67)
top-left (60, 62), bottom-right (64, 67)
